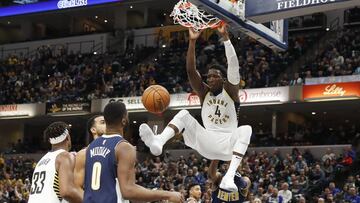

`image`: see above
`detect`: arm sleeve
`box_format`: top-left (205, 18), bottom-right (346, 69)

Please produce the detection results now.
top-left (224, 40), bottom-right (240, 85)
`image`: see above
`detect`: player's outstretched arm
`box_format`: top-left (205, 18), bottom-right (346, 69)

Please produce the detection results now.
top-left (217, 24), bottom-right (241, 102)
top-left (116, 142), bottom-right (184, 202)
top-left (74, 149), bottom-right (86, 190)
top-left (187, 28), bottom-right (208, 101)
top-left (57, 152), bottom-right (84, 203)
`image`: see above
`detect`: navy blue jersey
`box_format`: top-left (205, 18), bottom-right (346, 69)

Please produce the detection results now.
top-left (83, 134), bottom-right (128, 203)
top-left (212, 174), bottom-right (247, 203)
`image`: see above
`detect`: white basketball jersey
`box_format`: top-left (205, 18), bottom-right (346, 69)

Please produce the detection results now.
top-left (28, 149), bottom-right (68, 203)
top-left (201, 89), bottom-right (238, 133)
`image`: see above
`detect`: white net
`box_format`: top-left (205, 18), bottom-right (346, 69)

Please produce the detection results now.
top-left (170, 0), bottom-right (222, 31)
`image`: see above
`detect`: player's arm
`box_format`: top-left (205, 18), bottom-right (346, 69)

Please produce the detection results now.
top-left (187, 28), bottom-right (209, 101)
top-left (74, 148), bottom-right (86, 190)
top-left (208, 160), bottom-right (222, 185)
top-left (56, 152), bottom-right (83, 203)
top-left (117, 142), bottom-right (183, 202)
top-left (218, 24), bottom-right (241, 102)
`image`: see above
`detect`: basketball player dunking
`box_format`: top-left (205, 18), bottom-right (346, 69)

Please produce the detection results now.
top-left (83, 102), bottom-right (184, 203)
top-left (28, 122), bottom-right (83, 203)
top-left (139, 24), bottom-right (252, 192)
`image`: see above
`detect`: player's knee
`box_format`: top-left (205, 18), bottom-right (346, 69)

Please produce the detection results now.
top-left (239, 125), bottom-right (252, 134)
top-left (169, 110), bottom-right (190, 131)
top-left (236, 125), bottom-right (252, 144)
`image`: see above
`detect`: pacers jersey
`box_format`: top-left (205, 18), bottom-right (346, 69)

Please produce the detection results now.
top-left (84, 134), bottom-right (129, 203)
top-left (212, 174), bottom-right (247, 203)
top-left (28, 149), bottom-right (68, 203)
top-left (201, 89), bottom-right (238, 133)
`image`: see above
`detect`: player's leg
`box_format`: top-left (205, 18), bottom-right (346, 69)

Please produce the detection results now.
top-left (139, 109), bottom-right (197, 156)
top-left (220, 125), bottom-right (252, 191)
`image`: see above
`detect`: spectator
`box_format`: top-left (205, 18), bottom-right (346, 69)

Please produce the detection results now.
top-left (278, 183), bottom-right (292, 203)
top-left (310, 164), bottom-right (325, 186)
top-left (183, 169), bottom-right (197, 188)
top-left (322, 159), bottom-right (334, 178)
top-left (267, 188), bottom-right (284, 203)
top-left (295, 155), bottom-right (308, 173)
top-left (289, 72), bottom-right (303, 86)
top-left (344, 186), bottom-right (360, 203)
top-left (192, 166), bottom-right (206, 187)
top-left (321, 148), bottom-right (336, 163)
top-left (328, 182), bottom-right (340, 196)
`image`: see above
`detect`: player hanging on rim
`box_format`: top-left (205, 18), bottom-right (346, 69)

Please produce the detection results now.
top-left (139, 24), bottom-right (252, 192)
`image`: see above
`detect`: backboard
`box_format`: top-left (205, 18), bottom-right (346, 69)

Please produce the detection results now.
top-left (189, 0), bottom-right (288, 51)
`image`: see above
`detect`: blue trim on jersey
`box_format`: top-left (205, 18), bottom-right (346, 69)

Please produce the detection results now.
top-left (83, 134), bottom-right (124, 203)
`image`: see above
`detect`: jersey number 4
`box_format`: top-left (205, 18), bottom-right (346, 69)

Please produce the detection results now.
top-left (30, 171), bottom-right (46, 194)
top-left (91, 162), bottom-right (102, 190)
top-left (215, 105), bottom-right (221, 117)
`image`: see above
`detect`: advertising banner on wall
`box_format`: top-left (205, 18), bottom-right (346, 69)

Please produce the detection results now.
top-left (92, 86), bottom-right (290, 112)
top-left (0, 103), bottom-right (45, 118)
top-left (245, 0), bottom-right (356, 23)
top-left (303, 82), bottom-right (360, 100)
top-left (46, 102), bottom-right (91, 114)
top-left (0, 0), bottom-right (120, 17)
top-left (239, 86), bottom-right (290, 104)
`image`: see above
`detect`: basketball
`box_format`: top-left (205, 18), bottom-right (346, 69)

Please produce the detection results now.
top-left (142, 85), bottom-right (170, 114)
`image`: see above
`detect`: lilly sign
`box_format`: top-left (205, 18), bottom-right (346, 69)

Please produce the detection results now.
top-left (0, 0), bottom-right (119, 17)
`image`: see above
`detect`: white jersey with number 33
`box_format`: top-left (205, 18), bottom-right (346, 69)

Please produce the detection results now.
top-left (201, 89), bottom-right (238, 133)
top-left (28, 149), bottom-right (68, 203)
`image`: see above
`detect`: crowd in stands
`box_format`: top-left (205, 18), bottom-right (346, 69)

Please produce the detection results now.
top-left (288, 14), bottom-right (326, 29)
top-left (0, 155), bottom-right (34, 203)
top-left (279, 26), bottom-right (360, 86)
top-left (136, 146), bottom-right (360, 203)
top-left (0, 146), bottom-right (359, 203)
top-left (345, 7), bottom-right (360, 24)
top-left (0, 14), bottom-right (359, 106)
top-left (1, 23), bottom-right (355, 105)
top-left (250, 123), bottom-right (360, 147)
top-left (0, 45), bottom-right (157, 104)
top-left (0, 25), bottom-right (325, 105)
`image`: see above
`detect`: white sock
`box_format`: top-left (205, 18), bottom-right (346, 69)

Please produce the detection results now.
top-left (158, 126), bottom-right (175, 146)
top-left (224, 154), bottom-right (243, 180)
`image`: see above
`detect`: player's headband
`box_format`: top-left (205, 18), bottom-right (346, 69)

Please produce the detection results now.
top-left (49, 129), bottom-right (69, 145)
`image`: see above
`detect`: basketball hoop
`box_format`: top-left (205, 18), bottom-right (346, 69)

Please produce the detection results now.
top-left (170, 0), bottom-right (222, 31)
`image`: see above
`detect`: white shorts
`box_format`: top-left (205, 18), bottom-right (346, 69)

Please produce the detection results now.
top-left (181, 114), bottom-right (238, 161)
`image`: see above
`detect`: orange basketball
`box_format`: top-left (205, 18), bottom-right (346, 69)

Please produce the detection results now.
top-left (142, 85), bottom-right (170, 114)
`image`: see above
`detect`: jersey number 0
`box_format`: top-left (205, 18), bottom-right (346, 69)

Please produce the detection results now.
top-left (91, 162), bottom-right (102, 190)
